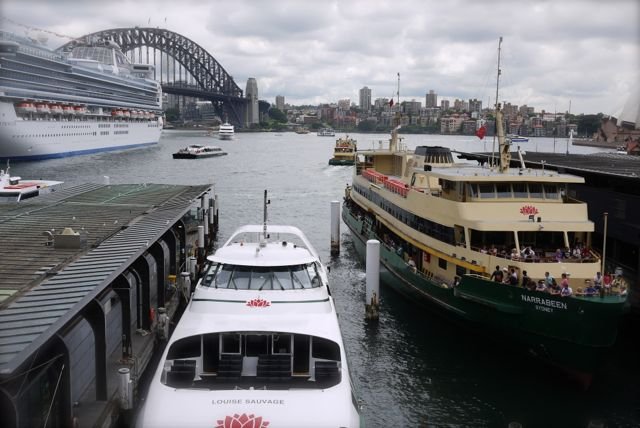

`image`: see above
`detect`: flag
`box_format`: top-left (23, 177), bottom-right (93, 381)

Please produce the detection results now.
top-left (389, 99), bottom-right (394, 107)
top-left (476, 125), bottom-right (486, 140)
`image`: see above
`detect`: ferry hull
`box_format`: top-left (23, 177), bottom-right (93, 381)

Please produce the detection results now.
top-left (343, 204), bottom-right (625, 385)
top-left (329, 159), bottom-right (355, 166)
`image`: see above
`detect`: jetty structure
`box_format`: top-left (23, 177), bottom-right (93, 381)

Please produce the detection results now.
top-left (0, 182), bottom-right (218, 428)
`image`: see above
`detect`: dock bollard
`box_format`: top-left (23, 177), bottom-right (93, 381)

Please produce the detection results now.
top-left (203, 216), bottom-right (209, 248)
top-left (197, 225), bottom-right (205, 270)
top-left (180, 272), bottom-right (191, 305)
top-left (330, 200), bottom-right (340, 255)
top-left (118, 367), bottom-right (133, 410)
top-left (365, 239), bottom-right (380, 320)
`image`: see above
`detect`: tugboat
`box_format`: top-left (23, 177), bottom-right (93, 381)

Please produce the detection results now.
top-left (329, 135), bottom-right (357, 166)
top-left (138, 191), bottom-right (363, 427)
top-left (341, 39), bottom-right (628, 387)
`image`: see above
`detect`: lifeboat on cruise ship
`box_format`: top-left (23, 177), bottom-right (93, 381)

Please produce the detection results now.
top-left (49, 104), bottom-right (63, 115)
top-left (111, 109), bottom-right (124, 118)
top-left (15, 102), bottom-right (36, 114)
top-left (74, 106), bottom-right (87, 115)
top-left (62, 105), bottom-right (75, 115)
top-left (35, 103), bottom-right (50, 114)
top-left (123, 110), bottom-right (131, 119)
top-left (131, 110), bottom-right (140, 120)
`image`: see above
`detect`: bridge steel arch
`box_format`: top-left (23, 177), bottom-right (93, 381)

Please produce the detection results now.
top-left (58, 27), bottom-right (247, 126)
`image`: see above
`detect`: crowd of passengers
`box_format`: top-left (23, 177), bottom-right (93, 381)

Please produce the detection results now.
top-left (480, 242), bottom-right (594, 263)
top-left (488, 266), bottom-right (628, 297)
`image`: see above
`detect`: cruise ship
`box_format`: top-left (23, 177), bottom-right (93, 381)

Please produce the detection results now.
top-left (0, 31), bottom-right (163, 161)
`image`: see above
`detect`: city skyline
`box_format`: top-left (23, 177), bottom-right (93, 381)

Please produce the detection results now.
top-left (2, 0), bottom-right (638, 116)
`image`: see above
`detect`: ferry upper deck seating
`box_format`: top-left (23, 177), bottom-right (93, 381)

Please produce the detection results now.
top-left (314, 360), bottom-right (341, 385)
top-left (218, 354), bottom-right (243, 378)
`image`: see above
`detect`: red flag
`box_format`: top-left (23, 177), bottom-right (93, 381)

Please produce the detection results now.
top-left (476, 125), bottom-right (486, 140)
top-left (389, 99), bottom-right (394, 107)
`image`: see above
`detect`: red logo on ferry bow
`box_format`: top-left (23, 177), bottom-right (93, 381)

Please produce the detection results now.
top-left (519, 205), bottom-right (539, 216)
top-left (246, 298), bottom-right (271, 308)
top-left (216, 413), bottom-right (270, 428)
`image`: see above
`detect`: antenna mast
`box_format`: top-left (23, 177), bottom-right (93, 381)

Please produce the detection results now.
top-left (491, 37), bottom-right (503, 167)
top-left (262, 190), bottom-right (270, 241)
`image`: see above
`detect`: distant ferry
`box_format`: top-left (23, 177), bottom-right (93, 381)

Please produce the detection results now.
top-left (508, 134), bottom-right (529, 143)
top-left (317, 128), bottom-right (335, 137)
top-left (218, 122), bottom-right (235, 140)
top-left (329, 135), bottom-right (357, 166)
top-left (0, 31), bottom-right (163, 161)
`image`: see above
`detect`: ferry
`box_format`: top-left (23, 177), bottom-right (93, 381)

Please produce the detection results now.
top-left (329, 135), bottom-right (357, 166)
top-left (0, 31), bottom-right (163, 161)
top-left (0, 163), bottom-right (62, 202)
top-left (138, 192), bottom-right (362, 427)
top-left (342, 107), bottom-right (628, 386)
top-left (317, 128), bottom-right (335, 137)
top-left (508, 134), bottom-right (529, 143)
top-left (172, 144), bottom-right (227, 159)
top-left (218, 122), bottom-right (235, 140)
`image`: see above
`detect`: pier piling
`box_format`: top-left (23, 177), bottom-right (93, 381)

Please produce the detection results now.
top-left (330, 200), bottom-right (340, 255)
top-left (365, 239), bottom-right (380, 320)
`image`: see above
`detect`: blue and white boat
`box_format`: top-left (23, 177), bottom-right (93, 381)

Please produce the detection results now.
top-left (0, 31), bottom-right (163, 161)
top-left (507, 134), bottom-right (529, 143)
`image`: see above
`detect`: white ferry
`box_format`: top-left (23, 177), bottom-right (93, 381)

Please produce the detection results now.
top-left (218, 122), bottom-right (235, 140)
top-left (138, 192), bottom-right (362, 428)
top-left (0, 31), bottom-right (163, 161)
top-left (0, 163), bottom-right (62, 202)
top-left (317, 128), bottom-right (335, 137)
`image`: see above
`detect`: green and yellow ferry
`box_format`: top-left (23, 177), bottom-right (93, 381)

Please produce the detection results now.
top-left (329, 135), bottom-right (357, 166)
top-left (342, 106), bottom-right (628, 387)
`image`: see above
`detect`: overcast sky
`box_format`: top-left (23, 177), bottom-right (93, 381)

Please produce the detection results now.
top-left (3, 0), bottom-right (639, 116)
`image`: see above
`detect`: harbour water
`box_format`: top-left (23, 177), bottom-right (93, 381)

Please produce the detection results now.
top-left (12, 131), bottom-right (640, 427)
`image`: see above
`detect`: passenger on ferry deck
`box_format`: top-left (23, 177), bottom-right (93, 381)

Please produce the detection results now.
top-left (560, 274), bottom-right (573, 297)
top-left (593, 272), bottom-right (603, 289)
top-left (480, 246), bottom-right (488, 254)
top-left (521, 270), bottom-right (529, 287)
top-left (521, 246), bottom-right (535, 260)
top-left (501, 267), bottom-right (510, 284)
top-left (603, 272), bottom-right (612, 293)
top-left (489, 245), bottom-right (498, 256)
top-left (536, 280), bottom-right (547, 292)
top-left (508, 268), bottom-right (518, 285)
top-left (554, 249), bottom-right (564, 262)
top-left (490, 266), bottom-right (501, 282)
top-left (544, 272), bottom-right (555, 288)
top-left (407, 258), bottom-right (417, 273)
top-left (510, 248), bottom-right (520, 261)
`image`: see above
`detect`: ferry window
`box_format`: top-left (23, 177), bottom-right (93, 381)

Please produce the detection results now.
top-left (512, 183), bottom-right (528, 198)
top-left (529, 183), bottom-right (543, 198)
top-left (456, 265), bottom-right (467, 278)
top-left (273, 267), bottom-right (293, 290)
top-left (273, 334), bottom-right (292, 354)
top-left (496, 183), bottom-right (512, 198)
top-left (231, 266), bottom-right (251, 290)
top-left (478, 183), bottom-right (495, 198)
top-left (438, 257), bottom-right (447, 270)
top-left (467, 183), bottom-right (478, 198)
top-left (292, 265), bottom-right (312, 289)
top-left (250, 267), bottom-right (272, 290)
top-left (167, 335), bottom-right (201, 360)
top-left (221, 334), bottom-right (241, 354)
top-left (213, 265), bottom-right (232, 288)
top-left (311, 336), bottom-right (340, 361)
top-left (245, 335), bottom-right (269, 357)
top-left (543, 184), bottom-right (559, 199)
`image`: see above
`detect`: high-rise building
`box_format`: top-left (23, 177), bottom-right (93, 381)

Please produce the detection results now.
top-left (338, 99), bottom-right (351, 110)
top-left (425, 90), bottom-right (438, 108)
top-left (245, 78), bottom-right (259, 125)
top-left (440, 99), bottom-right (450, 111)
top-left (359, 86), bottom-right (372, 111)
top-left (374, 98), bottom-right (390, 109)
top-left (468, 98), bottom-right (482, 113)
top-left (275, 95), bottom-right (285, 111)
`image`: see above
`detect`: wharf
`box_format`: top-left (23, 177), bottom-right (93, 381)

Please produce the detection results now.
top-left (455, 150), bottom-right (640, 314)
top-left (0, 182), bottom-right (217, 428)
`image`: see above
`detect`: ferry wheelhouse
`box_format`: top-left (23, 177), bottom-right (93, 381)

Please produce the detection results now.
top-left (138, 199), bottom-right (362, 427)
top-left (342, 107), bottom-right (628, 386)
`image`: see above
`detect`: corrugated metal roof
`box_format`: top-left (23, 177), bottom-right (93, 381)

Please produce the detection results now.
top-left (0, 183), bottom-right (210, 374)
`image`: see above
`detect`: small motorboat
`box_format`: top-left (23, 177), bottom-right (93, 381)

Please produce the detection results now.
top-left (0, 164), bottom-right (63, 202)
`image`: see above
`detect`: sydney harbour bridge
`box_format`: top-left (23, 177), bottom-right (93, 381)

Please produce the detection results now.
top-left (58, 27), bottom-right (268, 127)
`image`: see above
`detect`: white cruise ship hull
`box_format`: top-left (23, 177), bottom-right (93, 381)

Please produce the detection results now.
top-left (0, 102), bottom-right (162, 160)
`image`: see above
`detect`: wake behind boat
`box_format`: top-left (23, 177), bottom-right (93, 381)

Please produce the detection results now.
top-left (138, 191), bottom-right (362, 428)
top-left (172, 144), bottom-right (227, 159)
